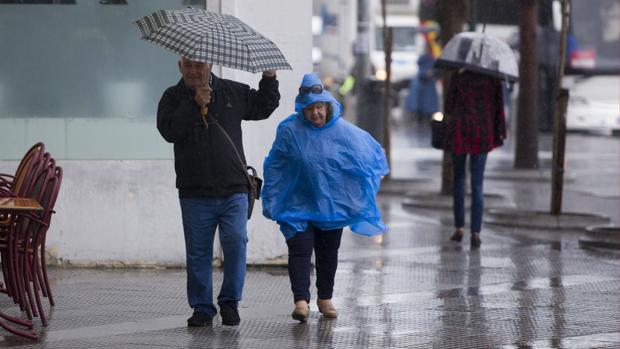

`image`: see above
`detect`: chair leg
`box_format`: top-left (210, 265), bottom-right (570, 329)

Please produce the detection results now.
top-left (0, 309), bottom-right (33, 328)
top-left (0, 316), bottom-right (37, 340)
top-left (2, 248), bottom-right (20, 302)
top-left (40, 246), bottom-right (54, 306)
top-left (14, 247), bottom-right (34, 319)
top-left (36, 254), bottom-right (48, 298)
top-left (20, 248), bottom-right (39, 319)
top-left (0, 250), bottom-right (13, 296)
top-left (10, 242), bottom-right (30, 318)
top-left (29, 252), bottom-right (47, 326)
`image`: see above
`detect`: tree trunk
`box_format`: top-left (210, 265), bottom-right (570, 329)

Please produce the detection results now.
top-left (514, 0), bottom-right (540, 169)
top-left (550, 0), bottom-right (570, 214)
top-left (438, 0), bottom-right (468, 195)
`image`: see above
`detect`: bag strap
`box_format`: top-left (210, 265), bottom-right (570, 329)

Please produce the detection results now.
top-left (210, 117), bottom-right (246, 169)
top-left (208, 116), bottom-right (257, 189)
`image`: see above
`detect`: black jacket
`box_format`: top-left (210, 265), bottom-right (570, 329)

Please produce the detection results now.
top-left (157, 74), bottom-right (280, 198)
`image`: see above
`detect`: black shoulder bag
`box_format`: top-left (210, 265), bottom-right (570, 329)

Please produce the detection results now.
top-left (207, 116), bottom-right (263, 219)
top-left (430, 112), bottom-right (445, 149)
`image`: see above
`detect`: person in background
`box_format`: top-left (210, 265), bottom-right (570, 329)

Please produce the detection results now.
top-left (157, 57), bottom-right (280, 327)
top-left (262, 73), bottom-right (389, 322)
top-left (443, 69), bottom-right (506, 248)
top-left (404, 53), bottom-right (440, 123)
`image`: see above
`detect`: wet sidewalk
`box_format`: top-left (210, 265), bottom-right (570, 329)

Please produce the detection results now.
top-left (1, 127), bottom-right (619, 348)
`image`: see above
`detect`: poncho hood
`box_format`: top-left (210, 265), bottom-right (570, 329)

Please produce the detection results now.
top-left (294, 73), bottom-right (342, 129)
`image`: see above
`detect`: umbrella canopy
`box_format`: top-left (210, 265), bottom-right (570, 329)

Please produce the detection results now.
top-left (434, 32), bottom-right (518, 82)
top-left (135, 7), bottom-right (292, 73)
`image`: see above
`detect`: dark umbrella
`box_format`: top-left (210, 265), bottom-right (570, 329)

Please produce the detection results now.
top-left (135, 8), bottom-right (292, 73)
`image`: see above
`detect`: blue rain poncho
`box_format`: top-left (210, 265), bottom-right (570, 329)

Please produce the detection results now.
top-left (262, 73), bottom-right (389, 240)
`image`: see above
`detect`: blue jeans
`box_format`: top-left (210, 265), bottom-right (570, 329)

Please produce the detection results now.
top-left (180, 193), bottom-right (248, 317)
top-left (452, 153), bottom-right (488, 234)
top-left (286, 225), bottom-right (343, 303)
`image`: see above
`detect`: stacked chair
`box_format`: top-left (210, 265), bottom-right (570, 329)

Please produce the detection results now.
top-left (0, 142), bottom-right (63, 339)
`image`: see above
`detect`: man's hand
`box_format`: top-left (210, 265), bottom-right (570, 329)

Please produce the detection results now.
top-left (262, 70), bottom-right (276, 78)
top-left (194, 84), bottom-right (212, 107)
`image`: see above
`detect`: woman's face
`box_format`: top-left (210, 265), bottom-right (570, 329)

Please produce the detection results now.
top-left (303, 102), bottom-right (327, 127)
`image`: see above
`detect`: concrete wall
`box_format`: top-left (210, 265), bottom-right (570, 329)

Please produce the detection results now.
top-left (0, 0), bottom-right (312, 267)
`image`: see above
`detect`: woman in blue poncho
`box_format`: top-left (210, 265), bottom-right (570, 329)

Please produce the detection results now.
top-left (262, 73), bottom-right (389, 322)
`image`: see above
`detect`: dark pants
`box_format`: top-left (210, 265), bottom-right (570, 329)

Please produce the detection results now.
top-left (452, 153), bottom-right (488, 234)
top-left (286, 225), bottom-right (343, 303)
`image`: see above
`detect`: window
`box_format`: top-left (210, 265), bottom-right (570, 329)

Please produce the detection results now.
top-left (0, 0), bottom-right (198, 119)
top-left (0, 0), bottom-right (205, 160)
top-left (375, 27), bottom-right (423, 52)
top-left (569, 0), bottom-right (620, 72)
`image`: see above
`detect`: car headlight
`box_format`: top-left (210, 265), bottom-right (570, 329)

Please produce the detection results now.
top-left (375, 69), bottom-right (387, 81)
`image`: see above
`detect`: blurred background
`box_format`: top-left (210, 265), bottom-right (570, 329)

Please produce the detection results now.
top-left (311, 0), bottom-right (619, 136)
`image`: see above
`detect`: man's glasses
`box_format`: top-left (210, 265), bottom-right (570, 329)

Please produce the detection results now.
top-left (298, 84), bottom-right (324, 96)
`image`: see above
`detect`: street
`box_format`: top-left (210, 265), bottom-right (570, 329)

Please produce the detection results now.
top-left (1, 125), bottom-right (617, 348)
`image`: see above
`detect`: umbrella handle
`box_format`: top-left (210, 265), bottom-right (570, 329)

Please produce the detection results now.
top-left (201, 106), bottom-right (209, 128)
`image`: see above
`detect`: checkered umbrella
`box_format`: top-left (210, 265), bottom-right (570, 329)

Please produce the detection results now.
top-left (135, 8), bottom-right (292, 73)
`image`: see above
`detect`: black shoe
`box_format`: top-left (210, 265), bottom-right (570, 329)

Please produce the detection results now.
top-left (470, 234), bottom-right (481, 249)
top-left (450, 230), bottom-right (464, 242)
top-left (187, 311), bottom-right (213, 327)
top-left (220, 304), bottom-right (240, 326)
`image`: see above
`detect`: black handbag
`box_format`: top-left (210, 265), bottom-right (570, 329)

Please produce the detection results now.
top-left (209, 116), bottom-right (262, 219)
top-left (430, 112), bottom-right (445, 149)
top-left (245, 166), bottom-right (263, 219)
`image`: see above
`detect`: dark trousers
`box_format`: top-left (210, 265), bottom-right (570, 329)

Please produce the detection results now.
top-left (286, 225), bottom-right (343, 303)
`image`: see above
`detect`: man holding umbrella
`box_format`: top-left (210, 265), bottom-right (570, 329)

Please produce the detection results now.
top-left (137, 7), bottom-right (290, 327)
top-left (157, 58), bottom-right (279, 327)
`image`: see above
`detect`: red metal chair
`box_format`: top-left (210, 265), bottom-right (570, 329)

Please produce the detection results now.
top-left (0, 166), bottom-right (56, 340)
top-left (0, 143), bottom-right (62, 340)
top-left (0, 153), bottom-right (53, 302)
top-left (1, 165), bottom-right (55, 321)
top-left (1, 158), bottom-right (60, 327)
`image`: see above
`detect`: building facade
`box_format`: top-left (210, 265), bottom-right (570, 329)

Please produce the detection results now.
top-left (0, 0), bottom-right (311, 266)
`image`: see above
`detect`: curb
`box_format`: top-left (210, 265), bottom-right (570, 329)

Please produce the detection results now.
top-left (485, 169), bottom-right (575, 183)
top-left (401, 192), bottom-right (515, 210)
top-left (578, 238), bottom-right (620, 250)
top-left (579, 226), bottom-right (620, 250)
top-left (485, 209), bottom-right (610, 230)
top-left (379, 178), bottom-right (433, 195)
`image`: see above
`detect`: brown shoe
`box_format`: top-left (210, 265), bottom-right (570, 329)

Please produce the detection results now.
top-left (470, 233), bottom-right (481, 249)
top-left (317, 299), bottom-right (337, 318)
top-left (450, 228), bottom-right (464, 242)
top-left (291, 300), bottom-right (309, 322)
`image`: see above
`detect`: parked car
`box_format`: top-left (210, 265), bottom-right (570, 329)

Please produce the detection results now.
top-left (565, 76), bottom-right (620, 135)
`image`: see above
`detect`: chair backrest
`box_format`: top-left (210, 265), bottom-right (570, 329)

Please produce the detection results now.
top-left (12, 143), bottom-right (45, 197)
top-left (31, 166), bottom-right (63, 249)
top-left (17, 152), bottom-right (53, 198)
top-left (40, 166), bottom-right (63, 225)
